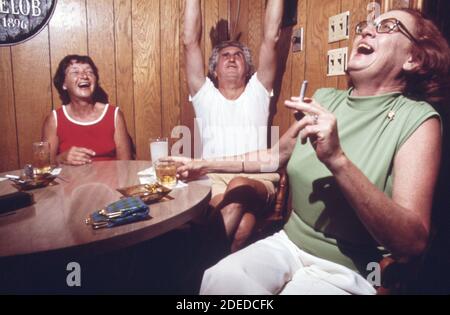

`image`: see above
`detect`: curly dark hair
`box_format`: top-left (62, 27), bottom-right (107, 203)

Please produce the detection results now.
top-left (400, 9), bottom-right (450, 106)
top-left (53, 55), bottom-right (108, 105)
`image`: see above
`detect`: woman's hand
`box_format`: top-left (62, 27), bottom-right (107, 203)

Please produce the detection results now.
top-left (284, 96), bottom-right (345, 168)
top-left (165, 156), bottom-right (208, 181)
top-left (57, 147), bottom-right (96, 166)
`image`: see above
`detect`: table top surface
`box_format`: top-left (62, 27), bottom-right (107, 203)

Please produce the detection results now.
top-left (0, 161), bottom-right (211, 258)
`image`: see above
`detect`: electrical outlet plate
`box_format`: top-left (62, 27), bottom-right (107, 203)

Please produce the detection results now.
top-left (327, 47), bottom-right (348, 76)
top-left (292, 28), bottom-right (304, 53)
top-left (328, 11), bottom-right (350, 43)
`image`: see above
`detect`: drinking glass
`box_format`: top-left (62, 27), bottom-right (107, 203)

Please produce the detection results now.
top-left (150, 137), bottom-right (169, 164)
top-left (154, 159), bottom-right (177, 188)
top-left (32, 141), bottom-right (51, 176)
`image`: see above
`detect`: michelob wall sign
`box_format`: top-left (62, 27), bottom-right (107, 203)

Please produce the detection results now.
top-left (0, 0), bottom-right (57, 46)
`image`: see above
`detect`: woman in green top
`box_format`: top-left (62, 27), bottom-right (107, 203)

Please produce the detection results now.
top-left (173, 9), bottom-right (450, 294)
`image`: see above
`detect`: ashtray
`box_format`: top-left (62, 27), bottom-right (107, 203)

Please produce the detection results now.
top-left (117, 183), bottom-right (172, 204)
top-left (8, 173), bottom-right (58, 191)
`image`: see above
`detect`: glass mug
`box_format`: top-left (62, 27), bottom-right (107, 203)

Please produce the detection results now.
top-left (154, 159), bottom-right (177, 188)
top-left (32, 141), bottom-right (52, 176)
top-left (149, 137), bottom-right (169, 164)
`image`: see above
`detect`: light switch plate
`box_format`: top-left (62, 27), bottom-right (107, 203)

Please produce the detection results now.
top-left (292, 28), bottom-right (304, 52)
top-left (327, 47), bottom-right (348, 76)
top-left (328, 11), bottom-right (350, 43)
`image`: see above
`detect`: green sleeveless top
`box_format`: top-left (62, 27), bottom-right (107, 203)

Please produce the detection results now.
top-left (284, 88), bottom-right (439, 275)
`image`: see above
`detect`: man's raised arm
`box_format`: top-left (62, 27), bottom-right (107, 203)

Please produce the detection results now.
top-left (257, 0), bottom-right (284, 92)
top-left (183, 0), bottom-right (206, 97)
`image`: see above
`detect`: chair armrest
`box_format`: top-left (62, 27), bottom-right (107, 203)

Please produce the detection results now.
top-left (270, 168), bottom-right (289, 222)
top-left (253, 169), bottom-right (290, 239)
top-left (377, 256), bottom-right (420, 295)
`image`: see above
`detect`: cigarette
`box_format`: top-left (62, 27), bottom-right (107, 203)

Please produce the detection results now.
top-left (299, 80), bottom-right (308, 101)
top-left (6, 175), bottom-right (20, 180)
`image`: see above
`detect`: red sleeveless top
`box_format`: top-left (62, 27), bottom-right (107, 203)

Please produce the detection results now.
top-left (55, 104), bottom-right (117, 161)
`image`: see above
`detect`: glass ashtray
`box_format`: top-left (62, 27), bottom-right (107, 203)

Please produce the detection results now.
top-left (9, 173), bottom-right (58, 191)
top-left (117, 183), bottom-right (172, 204)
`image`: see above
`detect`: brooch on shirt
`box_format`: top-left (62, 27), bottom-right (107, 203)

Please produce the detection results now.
top-left (387, 111), bottom-right (396, 121)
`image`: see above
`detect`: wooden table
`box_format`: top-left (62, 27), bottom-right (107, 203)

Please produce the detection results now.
top-left (0, 161), bottom-right (211, 258)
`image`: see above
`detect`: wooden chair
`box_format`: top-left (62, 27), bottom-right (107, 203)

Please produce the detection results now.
top-left (249, 168), bottom-right (291, 243)
top-left (376, 256), bottom-right (422, 295)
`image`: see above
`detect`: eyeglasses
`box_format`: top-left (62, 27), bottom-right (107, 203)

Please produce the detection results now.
top-left (355, 18), bottom-right (418, 44)
top-left (67, 68), bottom-right (96, 78)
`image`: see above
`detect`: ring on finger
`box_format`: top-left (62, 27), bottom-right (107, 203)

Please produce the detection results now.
top-left (312, 114), bottom-right (319, 124)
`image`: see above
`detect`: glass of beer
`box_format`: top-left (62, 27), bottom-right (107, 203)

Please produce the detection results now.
top-left (154, 159), bottom-right (177, 188)
top-left (32, 141), bottom-right (51, 176)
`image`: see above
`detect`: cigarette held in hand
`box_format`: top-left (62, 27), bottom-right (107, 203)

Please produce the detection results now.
top-left (294, 80), bottom-right (309, 121)
top-left (299, 80), bottom-right (308, 101)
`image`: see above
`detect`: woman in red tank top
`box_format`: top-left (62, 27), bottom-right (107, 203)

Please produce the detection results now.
top-left (42, 55), bottom-right (132, 165)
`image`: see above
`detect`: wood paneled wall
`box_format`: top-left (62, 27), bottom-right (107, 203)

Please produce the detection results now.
top-left (0, 0), bottom-right (382, 172)
top-left (232, 0), bottom-right (381, 137)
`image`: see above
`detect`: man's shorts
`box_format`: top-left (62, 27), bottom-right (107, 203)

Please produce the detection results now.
top-left (207, 172), bottom-right (281, 205)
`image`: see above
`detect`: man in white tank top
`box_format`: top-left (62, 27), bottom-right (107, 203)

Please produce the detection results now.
top-left (183, 0), bottom-right (284, 252)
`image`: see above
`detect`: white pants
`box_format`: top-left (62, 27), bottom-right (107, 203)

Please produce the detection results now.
top-left (200, 231), bottom-right (376, 295)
